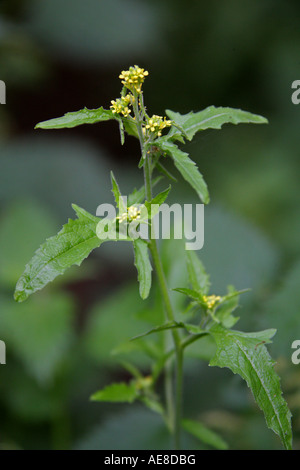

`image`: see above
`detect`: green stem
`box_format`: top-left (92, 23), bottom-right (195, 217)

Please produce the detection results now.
top-left (181, 332), bottom-right (208, 350)
top-left (164, 354), bottom-right (175, 432)
top-left (133, 97), bottom-right (183, 448)
top-left (145, 158), bottom-right (183, 449)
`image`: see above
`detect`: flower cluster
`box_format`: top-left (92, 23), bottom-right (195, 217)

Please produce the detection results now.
top-left (144, 115), bottom-right (172, 137)
top-left (202, 295), bottom-right (221, 310)
top-left (135, 376), bottom-right (153, 391)
top-left (110, 94), bottom-right (133, 117)
top-left (119, 66), bottom-right (149, 94)
top-left (117, 205), bottom-right (141, 223)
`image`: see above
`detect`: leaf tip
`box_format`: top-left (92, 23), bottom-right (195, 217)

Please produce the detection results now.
top-left (13, 288), bottom-right (27, 303)
top-left (140, 289), bottom-right (150, 300)
top-left (71, 203), bottom-right (80, 213)
top-left (110, 170), bottom-right (116, 181)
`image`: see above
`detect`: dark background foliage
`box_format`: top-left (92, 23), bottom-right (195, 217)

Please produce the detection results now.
top-left (0, 0), bottom-right (300, 450)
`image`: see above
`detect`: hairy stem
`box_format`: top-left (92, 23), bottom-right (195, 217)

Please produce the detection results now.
top-left (132, 93), bottom-right (183, 448)
top-left (148, 221), bottom-right (183, 449)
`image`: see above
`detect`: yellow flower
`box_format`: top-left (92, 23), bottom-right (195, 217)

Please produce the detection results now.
top-left (135, 376), bottom-right (153, 390)
top-left (127, 206), bottom-right (141, 221)
top-left (119, 66), bottom-right (149, 93)
top-left (117, 205), bottom-right (141, 223)
top-left (144, 115), bottom-right (172, 137)
top-left (202, 295), bottom-right (221, 309)
top-left (110, 94), bottom-right (133, 117)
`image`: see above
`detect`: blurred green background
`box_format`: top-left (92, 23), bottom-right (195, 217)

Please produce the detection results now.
top-left (0, 0), bottom-right (300, 450)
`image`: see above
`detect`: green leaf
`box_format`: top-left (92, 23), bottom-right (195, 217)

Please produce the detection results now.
top-left (131, 321), bottom-right (182, 341)
top-left (35, 107), bottom-right (115, 129)
top-left (131, 321), bottom-right (205, 341)
top-left (133, 238), bottom-right (152, 300)
top-left (182, 419), bottom-right (228, 450)
top-left (209, 324), bottom-right (292, 450)
top-left (110, 171), bottom-right (127, 214)
top-left (14, 205), bottom-right (102, 302)
top-left (144, 185), bottom-right (171, 219)
top-left (91, 382), bottom-right (137, 403)
top-left (166, 106), bottom-right (268, 141)
top-left (155, 138), bottom-right (209, 204)
top-left (186, 251), bottom-right (210, 294)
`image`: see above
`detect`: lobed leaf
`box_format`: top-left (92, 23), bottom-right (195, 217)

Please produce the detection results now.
top-left (35, 107), bottom-right (115, 129)
top-left (209, 324), bottom-right (292, 450)
top-left (166, 106), bottom-right (268, 141)
top-left (14, 205), bottom-right (102, 302)
top-left (155, 138), bottom-right (209, 204)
